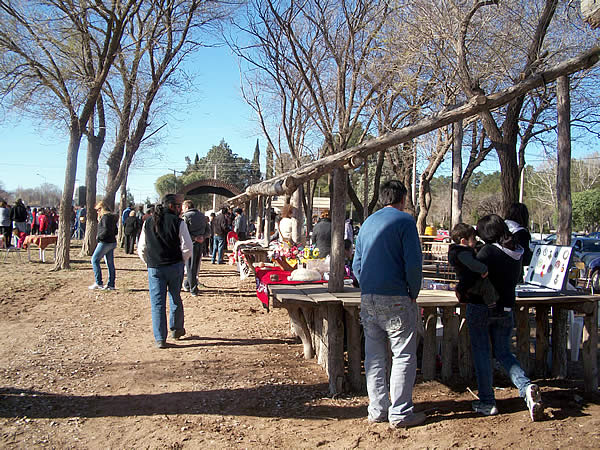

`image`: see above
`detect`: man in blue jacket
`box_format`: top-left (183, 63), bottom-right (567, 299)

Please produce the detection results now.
top-left (353, 180), bottom-right (424, 429)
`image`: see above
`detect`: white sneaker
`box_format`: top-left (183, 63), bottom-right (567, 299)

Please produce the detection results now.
top-left (472, 401), bottom-right (499, 416)
top-left (102, 285), bottom-right (116, 291)
top-left (88, 283), bottom-right (103, 290)
top-left (525, 384), bottom-right (544, 421)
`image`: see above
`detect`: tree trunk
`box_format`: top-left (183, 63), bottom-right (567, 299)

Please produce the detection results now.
top-left (416, 174), bottom-right (431, 235)
top-left (54, 126), bottom-right (83, 270)
top-left (291, 186), bottom-right (305, 245)
top-left (117, 168), bottom-right (129, 247)
top-left (81, 137), bottom-right (102, 256)
top-left (451, 120), bottom-right (464, 228)
top-left (329, 167), bottom-right (347, 292)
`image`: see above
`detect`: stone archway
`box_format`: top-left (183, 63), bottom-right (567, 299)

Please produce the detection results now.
top-left (178, 179), bottom-right (242, 199)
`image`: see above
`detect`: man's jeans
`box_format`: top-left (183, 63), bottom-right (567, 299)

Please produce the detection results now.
top-left (360, 294), bottom-right (418, 423)
top-left (147, 262), bottom-right (185, 343)
top-left (212, 235), bottom-right (225, 263)
top-left (185, 242), bottom-right (202, 293)
top-left (91, 241), bottom-right (117, 288)
top-left (466, 303), bottom-right (531, 405)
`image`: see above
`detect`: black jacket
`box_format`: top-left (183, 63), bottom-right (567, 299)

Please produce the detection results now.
top-left (124, 215), bottom-right (141, 236)
top-left (476, 243), bottom-right (523, 309)
top-left (10, 202), bottom-right (27, 222)
top-left (143, 210), bottom-right (183, 267)
top-left (97, 214), bottom-right (118, 243)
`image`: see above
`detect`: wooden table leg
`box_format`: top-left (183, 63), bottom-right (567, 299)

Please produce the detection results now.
top-left (441, 307), bottom-right (459, 382)
top-left (515, 305), bottom-right (531, 376)
top-left (326, 303), bottom-right (345, 396)
top-left (344, 306), bottom-right (363, 392)
top-left (582, 301), bottom-right (599, 392)
top-left (287, 306), bottom-right (314, 359)
top-left (422, 307), bottom-right (437, 381)
top-left (551, 307), bottom-right (568, 379)
top-left (535, 306), bottom-right (550, 378)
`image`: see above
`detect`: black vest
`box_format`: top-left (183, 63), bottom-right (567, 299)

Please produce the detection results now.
top-left (144, 210), bottom-right (183, 268)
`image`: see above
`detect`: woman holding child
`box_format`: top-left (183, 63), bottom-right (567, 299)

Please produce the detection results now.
top-left (449, 215), bottom-right (543, 422)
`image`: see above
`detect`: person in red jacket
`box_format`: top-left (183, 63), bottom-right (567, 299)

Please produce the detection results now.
top-left (38, 209), bottom-right (49, 235)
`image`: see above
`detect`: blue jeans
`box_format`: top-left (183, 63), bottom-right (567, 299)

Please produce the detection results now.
top-left (91, 241), bottom-right (117, 287)
top-left (147, 262), bottom-right (185, 342)
top-left (361, 294), bottom-right (418, 423)
top-left (466, 303), bottom-right (531, 405)
top-left (211, 235), bottom-right (225, 263)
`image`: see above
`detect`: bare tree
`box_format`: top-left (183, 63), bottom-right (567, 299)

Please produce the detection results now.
top-left (0, 0), bottom-right (139, 269)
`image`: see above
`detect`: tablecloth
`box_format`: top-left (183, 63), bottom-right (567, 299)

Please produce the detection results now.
top-left (23, 235), bottom-right (58, 250)
top-left (255, 267), bottom-right (326, 309)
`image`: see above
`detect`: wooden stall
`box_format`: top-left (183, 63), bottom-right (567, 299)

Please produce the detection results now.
top-left (269, 284), bottom-right (599, 395)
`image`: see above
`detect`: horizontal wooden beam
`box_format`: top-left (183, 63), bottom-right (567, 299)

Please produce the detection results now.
top-left (227, 46), bottom-right (600, 206)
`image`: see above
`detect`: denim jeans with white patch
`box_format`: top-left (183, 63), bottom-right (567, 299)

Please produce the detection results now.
top-left (360, 294), bottom-right (418, 423)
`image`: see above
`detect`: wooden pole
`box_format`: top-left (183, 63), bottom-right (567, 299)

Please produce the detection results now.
top-left (553, 75), bottom-right (572, 379)
top-left (329, 167), bottom-right (346, 292)
top-left (451, 120), bottom-right (463, 229)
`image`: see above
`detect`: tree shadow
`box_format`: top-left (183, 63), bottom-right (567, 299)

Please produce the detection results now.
top-left (0, 384), bottom-right (363, 420)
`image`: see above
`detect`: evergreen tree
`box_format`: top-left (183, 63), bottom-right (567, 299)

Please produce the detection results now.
top-left (250, 139), bottom-right (262, 183)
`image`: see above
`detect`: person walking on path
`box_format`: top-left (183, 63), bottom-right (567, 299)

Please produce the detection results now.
top-left (468, 214), bottom-right (543, 421)
top-left (182, 200), bottom-right (210, 296)
top-left (211, 206), bottom-right (229, 264)
top-left (352, 180), bottom-right (425, 429)
top-left (123, 210), bottom-right (140, 254)
top-left (89, 201), bottom-right (119, 290)
top-left (138, 194), bottom-right (192, 349)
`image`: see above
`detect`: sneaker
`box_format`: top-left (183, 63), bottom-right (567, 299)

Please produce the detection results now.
top-left (155, 340), bottom-right (167, 349)
top-left (170, 328), bottom-right (186, 340)
top-left (88, 283), bottom-right (103, 290)
top-left (389, 411), bottom-right (427, 428)
top-left (525, 384), bottom-right (544, 421)
top-left (182, 285), bottom-right (190, 292)
top-left (472, 401), bottom-right (499, 416)
top-left (103, 285), bottom-right (116, 291)
top-left (367, 415), bottom-right (387, 424)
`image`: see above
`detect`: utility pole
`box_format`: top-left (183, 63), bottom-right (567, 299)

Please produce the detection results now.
top-left (167, 168), bottom-right (183, 194)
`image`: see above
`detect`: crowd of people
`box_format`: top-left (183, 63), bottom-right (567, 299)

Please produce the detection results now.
top-left (5, 186), bottom-right (540, 426)
top-left (0, 198), bottom-right (61, 249)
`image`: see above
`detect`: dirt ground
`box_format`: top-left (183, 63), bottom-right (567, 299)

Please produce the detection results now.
top-left (1, 243), bottom-right (600, 449)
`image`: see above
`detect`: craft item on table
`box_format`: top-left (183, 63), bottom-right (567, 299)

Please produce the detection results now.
top-left (288, 267), bottom-right (322, 282)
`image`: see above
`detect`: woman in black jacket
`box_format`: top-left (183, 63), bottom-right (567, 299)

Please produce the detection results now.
top-left (89, 201), bottom-right (118, 290)
top-left (466, 214), bottom-right (543, 422)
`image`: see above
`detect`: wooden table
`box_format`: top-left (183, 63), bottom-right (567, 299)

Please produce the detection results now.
top-left (269, 285), bottom-right (599, 395)
top-left (23, 235), bottom-right (58, 262)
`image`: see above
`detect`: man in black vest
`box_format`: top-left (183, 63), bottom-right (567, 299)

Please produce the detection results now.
top-left (138, 194), bottom-right (193, 349)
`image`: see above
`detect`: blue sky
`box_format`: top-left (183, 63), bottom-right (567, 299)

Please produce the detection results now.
top-left (2, 42), bottom-right (599, 204)
top-left (0, 45), bottom-right (262, 204)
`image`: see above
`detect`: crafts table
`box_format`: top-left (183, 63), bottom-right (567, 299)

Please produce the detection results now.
top-left (23, 235), bottom-right (58, 262)
top-left (267, 284), bottom-right (599, 396)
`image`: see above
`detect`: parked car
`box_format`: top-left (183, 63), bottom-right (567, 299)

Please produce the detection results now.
top-left (586, 231), bottom-right (600, 239)
top-left (542, 236), bottom-right (600, 271)
top-left (587, 257), bottom-right (600, 292)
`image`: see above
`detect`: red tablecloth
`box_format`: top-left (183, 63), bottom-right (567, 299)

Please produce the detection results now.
top-left (255, 267), bottom-right (325, 309)
top-left (23, 235), bottom-right (58, 250)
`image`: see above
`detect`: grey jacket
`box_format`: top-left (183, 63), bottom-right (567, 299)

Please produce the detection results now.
top-left (183, 209), bottom-right (210, 239)
top-left (0, 207), bottom-right (11, 227)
